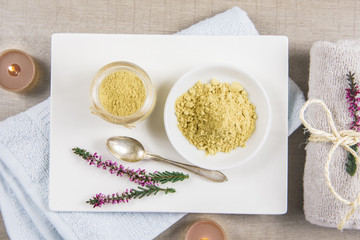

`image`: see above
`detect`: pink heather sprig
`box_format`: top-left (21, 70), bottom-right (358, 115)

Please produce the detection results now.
top-left (86, 185), bottom-right (176, 208)
top-left (72, 147), bottom-right (189, 185)
top-left (73, 148), bottom-right (188, 207)
top-left (346, 71), bottom-right (360, 131)
top-left (87, 189), bottom-right (134, 208)
top-left (73, 147), bottom-right (155, 186)
top-left (345, 71), bottom-right (359, 176)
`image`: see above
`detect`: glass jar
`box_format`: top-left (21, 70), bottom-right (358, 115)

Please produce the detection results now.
top-left (90, 61), bottom-right (156, 128)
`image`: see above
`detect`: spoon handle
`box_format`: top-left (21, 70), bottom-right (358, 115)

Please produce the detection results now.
top-left (145, 153), bottom-right (228, 182)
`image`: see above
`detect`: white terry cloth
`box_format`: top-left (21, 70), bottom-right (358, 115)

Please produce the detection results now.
top-left (0, 7), bottom-right (305, 240)
top-left (304, 40), bottom-right (360, 229)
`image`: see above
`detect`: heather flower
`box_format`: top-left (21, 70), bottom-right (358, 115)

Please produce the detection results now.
top-left (345, 71), bottom-right (359, 176)
top-left (73, 148), bottom-right (155, 186)
top-left (72, 147), bottom-right (189, 207)
top-left (346, 71), bottom-right (360, 130)
top-left (86, 186), bottom-right (176, 208)
top-left (72, 148), bottom-right (189, 185)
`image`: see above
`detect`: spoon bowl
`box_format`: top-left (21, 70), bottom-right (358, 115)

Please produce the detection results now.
top-left (107, 137), bottom-right (145, 162)
top-left (106, 136), bottom-right (228, 182)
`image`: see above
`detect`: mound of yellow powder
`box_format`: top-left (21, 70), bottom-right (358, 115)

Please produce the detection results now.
top-left (99, 71), bottom-right (145, 117)
top-left (175, 79), bottom-right (257, 155)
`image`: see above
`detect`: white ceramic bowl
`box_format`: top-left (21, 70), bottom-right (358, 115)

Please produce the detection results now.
top-left (164, 63), bottom-right (271, 170)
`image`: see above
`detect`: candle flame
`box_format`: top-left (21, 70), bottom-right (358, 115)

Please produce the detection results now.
top-left (8, 64), bottom-right (21, 76)
top-left (200, 238), bottom-right (209, 240)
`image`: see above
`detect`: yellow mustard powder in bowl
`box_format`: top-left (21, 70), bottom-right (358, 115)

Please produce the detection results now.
top-left (98, 71), bottom-right (146, 117)
top-left (164, 63), bottom-right (271, 170)
top-left (175, 79), bottom-right (257, 155)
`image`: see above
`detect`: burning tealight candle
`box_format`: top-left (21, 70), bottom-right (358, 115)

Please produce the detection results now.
top-left (0, 49), bottom-right (38, 92)
top-left (185, 220), bottom-right (226, 240)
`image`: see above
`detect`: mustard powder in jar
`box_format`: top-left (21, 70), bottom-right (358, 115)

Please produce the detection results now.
top-left (98, 71), bottom-right (146, 117)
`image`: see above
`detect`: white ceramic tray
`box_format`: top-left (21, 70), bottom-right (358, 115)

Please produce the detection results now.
top-left (49, 34), bottom-right (288, 213)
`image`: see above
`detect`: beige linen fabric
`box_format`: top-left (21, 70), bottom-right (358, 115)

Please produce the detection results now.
top-left (304, 40), bottom-right (360, 229)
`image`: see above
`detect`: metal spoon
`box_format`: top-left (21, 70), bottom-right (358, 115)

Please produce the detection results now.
top-left (106, 136), bottom-right (228, 182)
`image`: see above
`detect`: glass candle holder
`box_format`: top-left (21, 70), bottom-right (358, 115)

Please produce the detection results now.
top-left (90, 61), bottom-right (156, 128)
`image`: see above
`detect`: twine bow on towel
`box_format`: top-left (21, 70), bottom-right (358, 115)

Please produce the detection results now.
top-left (300, 99), bottom-right (360, 231)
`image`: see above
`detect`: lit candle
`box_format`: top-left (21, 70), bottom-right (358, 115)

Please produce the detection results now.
top-left (0, 49), bottom-right (38, 92)
top-left (185, 220), bottom-right (226, 240)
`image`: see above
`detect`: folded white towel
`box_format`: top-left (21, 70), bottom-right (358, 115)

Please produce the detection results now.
top-left (304, 40), bottom-right (360, 229)
top-left (0, 7), bottom-right (305, 240)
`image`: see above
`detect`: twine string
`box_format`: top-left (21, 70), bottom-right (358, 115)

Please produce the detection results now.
top-left (300, 99), bottom-right (360, 230)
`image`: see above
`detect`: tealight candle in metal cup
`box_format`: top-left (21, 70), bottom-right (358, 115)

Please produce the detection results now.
top-left (185, 220), bottom-right (226, 240)
top-left (0, 49), bottom-right (38, 92)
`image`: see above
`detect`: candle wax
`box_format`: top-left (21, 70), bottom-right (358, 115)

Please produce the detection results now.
top-left (0, 49), bottom-right (37, 92)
